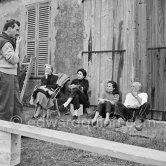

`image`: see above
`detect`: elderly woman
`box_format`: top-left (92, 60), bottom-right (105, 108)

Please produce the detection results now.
top-left (59, 68), bottom-right (89, 120)
top-left (114, 81), bottom-right (150, 122)
top-left (30, 64), bottom-right (58, 119)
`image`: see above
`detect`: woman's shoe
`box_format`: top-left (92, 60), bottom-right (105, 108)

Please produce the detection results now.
top-left (42, 115), bottom-right (46, 119)
top-left (59, 105), bottom-right (67, 112)
top-left (91, 120), bottom-right (97, 126)
top-left (42, 114), bottom-right (47, 119)
top-left (72, 115), bottom-right (78, 120)
top-left (104, 120), bottom-right (110, 127)
top-left (32, 115), bottom-right (40, 120)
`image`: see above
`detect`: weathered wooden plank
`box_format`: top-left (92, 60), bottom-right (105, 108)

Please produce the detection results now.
top-left (164, 50), bottom-right (166, 113)
top-left (117, 0), bottom-right (126, 97)
top-left (89, 0), bottom-right (101, 105)
top-left (88, 0), bottom-right (97, 105)
top-left (146, 0), bottom-right (152, 110)
top-left (147, 0), bottom-right (155, 110)
top-left (0, 120), bottom-right (166, 166)
top-left (164, 0), bottom-right (166, 44)
top-left (125, 0), bottom-right (136, 93)
top-left (146, 0), bottom-right (153, 109)
top-left (82, 0), bottom-right (90, 71)
top-left (112, 0), bottom-right (125, 91)
top-left (112, 0), bottom-right (118, 83)
top-left (20, 56), bottom-right (36, 102)
top-left (159, 50), bottom-right (165, 112)
top-left (106, 0), bottom-right (114, 90)
top-left (0, 131), bottom-right (21, 166)
top-left (136, 0), bottom-right (147, 90)
top-left (152, 50), bottom-right (157, 110)
top-left (155, 50), bottom-right (160, 111)
top-left (157, 0), bottom-right (165, 46)
top-left (100, 0), bottom-right (110, 96)
top-left (82, 0), bottom-right (93, 104)
top-left (121, 0), bottom-right (128, 102)
top-left (147, 50), bottom-right (152, 113)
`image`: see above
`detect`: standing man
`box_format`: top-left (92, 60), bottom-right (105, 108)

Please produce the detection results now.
top-left (0, 19), bottom-right (25, 123)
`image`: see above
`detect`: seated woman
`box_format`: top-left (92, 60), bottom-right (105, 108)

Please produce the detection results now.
top-left (91, 81), bottom-right (119, 127)
top-left (59, 68), bottom-right (89, 120)
top-left (30, 64), bottom-right (58, 119)
top-left (114, 81), bottom-right (150, 122)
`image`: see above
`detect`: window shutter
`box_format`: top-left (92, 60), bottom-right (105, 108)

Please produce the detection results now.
top-left (37, 2), bottom-right (50, 76)
top-left (26, 6), bottom-right (37, 76)
top-left (26, 1), bottom-right (50, 77)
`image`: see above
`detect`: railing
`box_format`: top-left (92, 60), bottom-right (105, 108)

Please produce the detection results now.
top-left (0, 120), bottom-right (166, 166)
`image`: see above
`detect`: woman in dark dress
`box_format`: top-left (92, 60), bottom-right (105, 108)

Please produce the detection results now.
top-left (30, 64), bottom-right (58, 119)
top-left (59, 68), bottom-right (89, 119)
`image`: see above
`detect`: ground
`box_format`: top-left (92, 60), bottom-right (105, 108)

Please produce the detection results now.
top-left (20, 107), bottom-right (166, 166)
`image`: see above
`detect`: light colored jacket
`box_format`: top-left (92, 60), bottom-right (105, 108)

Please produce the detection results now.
top-left (0, 42), bottom-right (19, 75)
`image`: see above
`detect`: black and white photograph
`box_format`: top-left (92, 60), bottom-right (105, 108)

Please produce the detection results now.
top-left (0, 0), bottom-right (166, 165)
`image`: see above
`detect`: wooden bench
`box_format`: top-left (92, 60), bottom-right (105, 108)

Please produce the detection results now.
top-left (0, 120), bottom-right (166, 166)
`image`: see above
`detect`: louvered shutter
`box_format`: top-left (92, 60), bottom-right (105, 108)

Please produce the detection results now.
top-left (26, 6), bottom-right (36, 76)
top-left (26, 1), bottom-right (50, 77)
top-left (37, 2), bottom-right (50, 76)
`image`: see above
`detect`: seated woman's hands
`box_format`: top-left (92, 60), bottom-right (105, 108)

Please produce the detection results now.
top-left (108, 100), bottom-right (115, 104)
top-left (70, 84), bottom-right (78, 89)
top-left (98, 98), bottom-right (105, 104)
top-left (68, 84), bottom-right (82, 90)
top-left (99, 98), bottom-right (115, 104)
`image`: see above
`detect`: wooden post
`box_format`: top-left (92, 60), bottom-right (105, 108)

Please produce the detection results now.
top-left (0, 131), bottom-right (21, 166)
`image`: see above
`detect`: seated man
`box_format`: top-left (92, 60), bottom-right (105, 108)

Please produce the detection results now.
top-left (114, 82), bottom-right (150, 122)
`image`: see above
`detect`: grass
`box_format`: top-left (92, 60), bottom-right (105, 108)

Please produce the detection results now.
top-left (19, 107), bottom-right (166, 166)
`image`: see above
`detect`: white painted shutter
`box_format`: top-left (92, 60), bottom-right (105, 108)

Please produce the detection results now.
top-left (26, 6), bottom-right (36, 76)
top-left (26, 1), bottom-right (50, 77)
top-left (37, 2), bottom-right (50, 76)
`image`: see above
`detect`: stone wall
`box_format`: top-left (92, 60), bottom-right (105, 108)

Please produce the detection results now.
top-left (0, 0), bottom-right (26, 62)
